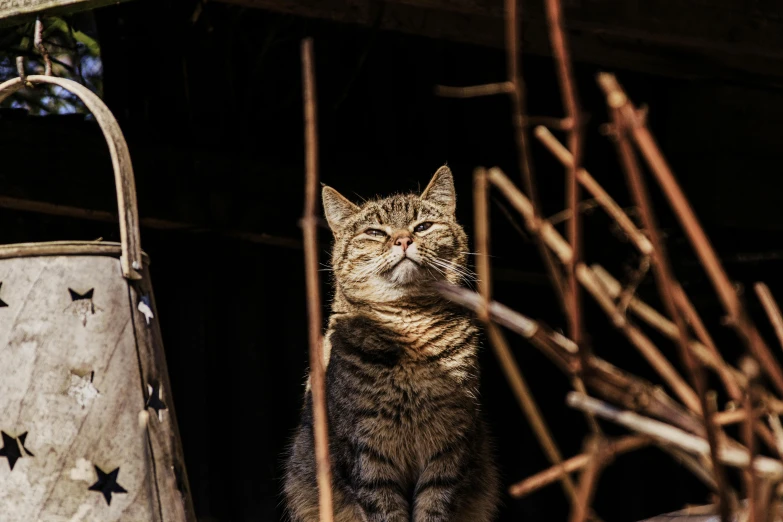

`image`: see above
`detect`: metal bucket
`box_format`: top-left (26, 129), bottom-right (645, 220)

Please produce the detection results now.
top-left (0, 76), bottom-right (195, 522)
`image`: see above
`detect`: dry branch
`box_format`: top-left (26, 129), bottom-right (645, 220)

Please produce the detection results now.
top-left (508, 435), bottom-right (649, 499)
top-left (486, 167), bottom-right (700, 412)
top-left (596, 73), bottom-right (783, 399)
top-left (743, 390), bottom-right (759, 522)
top-left (473, 168), bottom-right (580, 506)
top-left (569, 438), bottom-right (602, 522)
top-left (755, 283), bottom-right (783, 353)
top-left (301, 38), bottom-right (334, 522)
top-left (434, 82), bottom-right (513, 98)
top-left (533, 126), bottom-right (744, 401)
top-left (607, 96), bottom-right (732, 520)
top-left (533, 126), bottom-right (653, 255)
top-left (543, 0), bottom-right (586, 391)
top-left (567, 393), bottom-right (783, 480)
top-left (591, 266), bottom-right (745, 395)
top-left (435, 284), bottom-right (705, 436)
top-left (503, 0), bottom-right (569, 316)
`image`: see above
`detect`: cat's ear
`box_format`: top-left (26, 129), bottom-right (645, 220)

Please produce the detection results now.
top-left (322, 186), bottom-right (360, 232)
top-left (421, 165), bottom-right (456, 214)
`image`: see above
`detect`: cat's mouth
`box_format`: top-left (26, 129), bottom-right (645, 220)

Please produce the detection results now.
top-left (387, 257), bottom-right (423, 284)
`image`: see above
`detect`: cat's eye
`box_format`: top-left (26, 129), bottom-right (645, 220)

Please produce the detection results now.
top-left (365, 228), bottom-right (387, 237)
top-left (414, 222), bottom-right (433, 233)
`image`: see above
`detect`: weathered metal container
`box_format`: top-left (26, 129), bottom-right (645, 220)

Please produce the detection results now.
top-left (0, 75), bottom-right (195, 522)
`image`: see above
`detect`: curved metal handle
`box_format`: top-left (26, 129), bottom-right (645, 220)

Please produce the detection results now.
top-left (0, 75), bottom-right (143, 280)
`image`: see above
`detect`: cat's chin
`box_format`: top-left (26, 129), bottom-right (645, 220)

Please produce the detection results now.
top-left (387, 258), bottom-right (424, 285)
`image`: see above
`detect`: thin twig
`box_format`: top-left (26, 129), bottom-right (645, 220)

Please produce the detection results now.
top-left (509, 435), bottom-right (649, 499)
top-left (672, 285), bottom-right (745, 401)
top-left (597, 73), bottom-right (783, 399)
top-left (607, 98), bottom-right (732, 521)
top-left (566, 393), bottom-right (783, 480)
top-left (548, 199), bottom-right (600, 226)
top-left (434, 82), bottom-right (513, 98)
top-left (33, 18), bottom-right (52, 76)
top-left (504, 0), bottom-right (570, 317)
top-left (487, 168), bottom-right (573, 264)
top-left (543, 0), bottom-right (586, 392)
top-left (715, 404), bottom-right (783, 426)
top-left (754, 283), bottom-right (783, 353)
top-left (474, 167), bottom-right (580, 506)
top-left (599, 269), bottom-right (781, 456)
top-left (616, 256), bottom-right (650, 318)
top-left (16, 55), bottom-right (26, 83)
top-left (569, 438), bottom-right (603, 522)
top-left (592, 266), bottom-right (746, 397)
top-left (301, 38), bottom-right (334, 522)
top-left (743, 390), bottom-right (759, 522)
top-left (533, 126), bottom-right (653, 255)
top-left (664, 447), bottom-right (720, 492)
top-left (474, 168), bottom-right (492, 320)
top-left (436, 283), bottom-right (705, 435)
top-left (487, 167), bottom-right (701, 412)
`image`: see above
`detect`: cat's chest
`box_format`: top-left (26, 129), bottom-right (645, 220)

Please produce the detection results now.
top-left (376, 359), bottom-right (460, 407)
top-left (328, 313), bottom-right (478, 422)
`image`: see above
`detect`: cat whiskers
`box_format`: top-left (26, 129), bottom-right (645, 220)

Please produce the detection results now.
top-left (426, 257), bottom-right (478, 289)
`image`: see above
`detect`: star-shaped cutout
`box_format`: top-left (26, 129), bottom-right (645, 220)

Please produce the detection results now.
top-left (67, 288), bottom-right (96, 326)
top-left (69, 288), bottom-right (94, 302)
top-left (138, 295), bottom-right (154, 326)
top-left (0, 282), bottom-right (7, 308)
top-left (0, 431), bottom-right (34, 470)
top-left (88, 465), bottom-right (127, 505)
top-left (146, 383), bottom-right (167, 421)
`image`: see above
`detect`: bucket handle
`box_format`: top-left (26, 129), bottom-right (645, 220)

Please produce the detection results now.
top-left (0, 75), bottom-right (143, 280)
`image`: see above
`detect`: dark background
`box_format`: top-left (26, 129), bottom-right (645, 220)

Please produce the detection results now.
top-left (2, 1), bottom-right (783, 520)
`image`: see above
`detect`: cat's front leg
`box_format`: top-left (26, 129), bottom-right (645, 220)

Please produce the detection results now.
top-left (412, 445), bottom-right (466, 522)
top-left (351, 444), bottom-right (409, 522)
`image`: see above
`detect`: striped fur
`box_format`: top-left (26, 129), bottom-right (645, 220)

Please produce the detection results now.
top-left (284, 166), bottom-right (500, 522)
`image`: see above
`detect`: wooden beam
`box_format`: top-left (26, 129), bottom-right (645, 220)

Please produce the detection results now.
top-left (214, 0), bottom-right (783, 84)
top-left (0, 0), bottom-right (134, 27)
top-left (0, 116), bottom-right (305, 249)
top-left (0, 195), bottom-right (302, 249)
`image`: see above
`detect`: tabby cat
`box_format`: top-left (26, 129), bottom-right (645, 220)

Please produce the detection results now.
top-left (284, 166), bottom-right (500, 522)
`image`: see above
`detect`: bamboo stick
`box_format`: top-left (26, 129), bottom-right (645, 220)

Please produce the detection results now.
top-left (301, 38), bottom-right (334, 522)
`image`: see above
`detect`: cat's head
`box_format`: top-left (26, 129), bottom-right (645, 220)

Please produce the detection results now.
top-left (322, 165), bottom-right (470, 303)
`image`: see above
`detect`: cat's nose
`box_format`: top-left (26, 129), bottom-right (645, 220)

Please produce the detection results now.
top-left (394, 235), bottom-right (413, 252)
